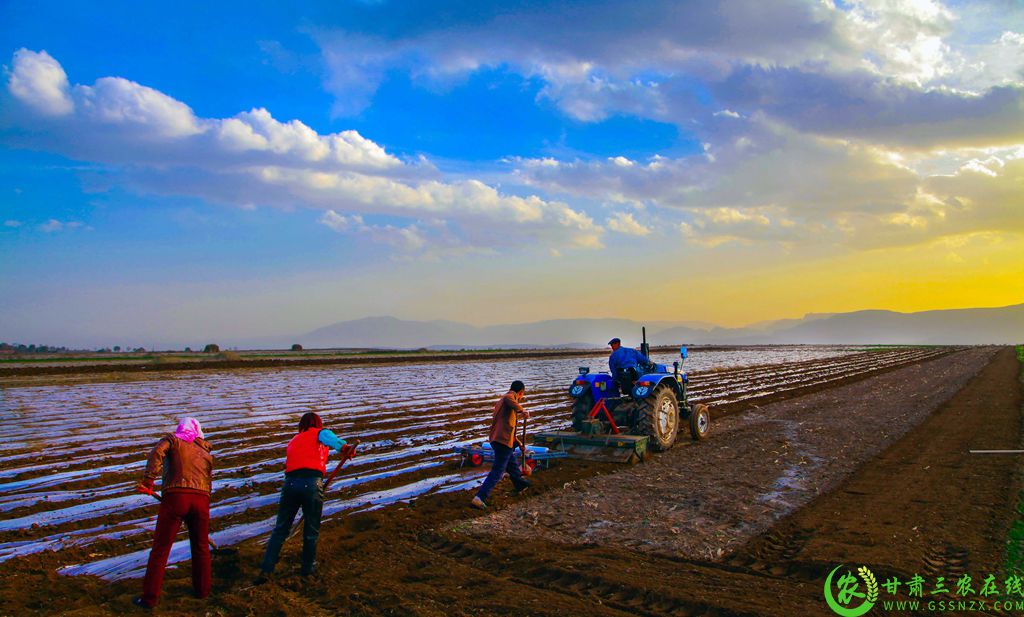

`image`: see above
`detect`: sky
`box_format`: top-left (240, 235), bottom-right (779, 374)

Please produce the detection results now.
top-left (1, 0), bottom-right (1023, 348)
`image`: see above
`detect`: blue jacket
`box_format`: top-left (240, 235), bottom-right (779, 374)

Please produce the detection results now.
top-left (609, 347), bottom-right (649, 375)
top-left (318, 429), bottom-right (345, 451)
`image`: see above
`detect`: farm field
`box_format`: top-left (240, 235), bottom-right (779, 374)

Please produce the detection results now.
top-left (0, 344), bottom-right (1019, 616)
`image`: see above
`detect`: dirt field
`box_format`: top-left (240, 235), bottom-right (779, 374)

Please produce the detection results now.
top-left (0, 346), bottom-right (1019, 615)
top-left (0, 345), bottom-right (933, 581)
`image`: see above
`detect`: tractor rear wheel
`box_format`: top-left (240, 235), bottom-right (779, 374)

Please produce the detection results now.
top-left (637, 385), bottom-right (679, 451)
top-left (571, 392), bottom-right (594, 431)
top-left (689, 403), bottom-right (711, 440)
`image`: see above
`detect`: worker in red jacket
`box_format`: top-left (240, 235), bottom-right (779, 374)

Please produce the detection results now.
top-left (471, 380), bottom-right (531, 509)
top-left (256, 412), bottom-right (346, 581)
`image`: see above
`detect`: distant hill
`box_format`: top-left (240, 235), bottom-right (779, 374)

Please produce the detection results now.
top-left (765, 304), bottom-right (1024, 345)
top-left (289, 303), bottom-right (1024, 348)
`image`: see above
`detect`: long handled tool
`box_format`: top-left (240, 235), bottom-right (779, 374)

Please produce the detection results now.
top-left (287, 442), bottom-right (358, 541)
top-left (138, 485), bottom-right (222, 551)
top-left (520, 412), bottom-right (531, 477)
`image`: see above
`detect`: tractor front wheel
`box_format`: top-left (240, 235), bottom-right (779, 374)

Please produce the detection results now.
top-left (689, 403), bottom-right (711, 440)
top-left (571, 392), bottom-right (594, 432)
top-left (638, 385), bottom-right (679, 451)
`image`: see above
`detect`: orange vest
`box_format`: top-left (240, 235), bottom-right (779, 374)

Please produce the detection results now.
top-left (285, 428), bottom-right (329, 474)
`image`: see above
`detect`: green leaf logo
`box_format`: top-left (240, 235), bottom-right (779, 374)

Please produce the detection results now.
top-left (824, 564), bottom-right (877, 617)
top-left (858, 566), bottom-right (879, 603)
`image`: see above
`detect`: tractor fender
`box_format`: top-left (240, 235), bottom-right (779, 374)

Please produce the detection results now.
top-left (630, 373), bottom-right (684, 401)
top-left (568, 372), bottom-right (620, 401)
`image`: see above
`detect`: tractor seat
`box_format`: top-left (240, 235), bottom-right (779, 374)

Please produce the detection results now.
top-left (616, 367), bottom-right (639, 393)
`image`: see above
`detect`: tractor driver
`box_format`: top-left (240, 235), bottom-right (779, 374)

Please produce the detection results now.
top-left (608, 338), bottom-right (649, 389)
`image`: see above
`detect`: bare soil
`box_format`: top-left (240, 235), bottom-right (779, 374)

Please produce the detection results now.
top-left (0, 346), bottom-right (1019, 616)
top-left (465, 347), bottom-right (999, 560)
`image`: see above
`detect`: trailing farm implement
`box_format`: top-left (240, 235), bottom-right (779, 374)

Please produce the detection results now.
top-left (534, 328), bottom-right (711, 463)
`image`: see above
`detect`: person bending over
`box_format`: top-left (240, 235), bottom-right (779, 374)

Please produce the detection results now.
top-left (257, 412), bottom-right (347, 581)
top-left (134, 417), bottom-right (213, 610)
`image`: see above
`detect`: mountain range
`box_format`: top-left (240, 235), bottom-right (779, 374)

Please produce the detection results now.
top-left (279, 303), bottom-right (1024, 349)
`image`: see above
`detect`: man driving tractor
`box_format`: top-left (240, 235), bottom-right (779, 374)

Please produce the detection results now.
top-left (606, 335), bottom-right (647, 388)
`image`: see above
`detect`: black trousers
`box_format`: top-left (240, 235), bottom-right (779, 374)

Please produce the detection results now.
top-left (475, 441), bottom-right (529, 501)
top-left (260, 475), bottom-right (323, 574)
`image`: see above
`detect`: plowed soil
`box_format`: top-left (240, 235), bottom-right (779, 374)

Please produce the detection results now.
top-left (0, 346), bottom-right (1020, 616)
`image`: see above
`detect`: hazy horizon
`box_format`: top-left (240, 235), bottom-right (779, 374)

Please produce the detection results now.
top-left (2, 1), bottom-right (1023, 346)
top-left (5, 301), bottom-right (1021, 350)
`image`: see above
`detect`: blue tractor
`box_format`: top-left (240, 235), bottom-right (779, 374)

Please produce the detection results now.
top-left (534, 328), bottom-right (710, 463)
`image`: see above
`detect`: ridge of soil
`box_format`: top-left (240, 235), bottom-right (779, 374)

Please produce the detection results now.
top-left (0, 347), bottom-right (1018, 616)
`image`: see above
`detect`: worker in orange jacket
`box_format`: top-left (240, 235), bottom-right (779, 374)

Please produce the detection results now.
top-left (471, 380), bottom-right (530, 509)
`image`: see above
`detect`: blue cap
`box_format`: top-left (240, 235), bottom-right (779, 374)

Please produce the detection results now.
top-left (608, 338), bottom-right (621, 346)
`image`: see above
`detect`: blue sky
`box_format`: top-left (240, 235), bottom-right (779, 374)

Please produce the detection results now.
top-left (2, 0), bottom-right (1023, 348)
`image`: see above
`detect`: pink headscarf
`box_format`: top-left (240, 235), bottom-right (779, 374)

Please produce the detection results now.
top-left (174, 417), bottom-right (204, 443)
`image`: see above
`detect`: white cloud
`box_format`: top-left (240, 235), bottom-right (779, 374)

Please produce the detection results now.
top-left (319, 211), bottom-right (428, 251)
top-left (838, 0), bottom-right (958, 85)
top-left (3, 219), bottom-right (22, 228)
top-left (217, 108), bottom-right (398, 169)
top-left (3, 50), bottom-right (604, 255)
top-left (513, 114), bottom-right (1024, 250)
top-left (537, 74), bottom-right (666, 122)
top-left (7, 49), bottom-right (73, 116)
top-left (79, 77), bottom-right (203, 138)
top-left (306, 1), bottom-right (1023, 154)
top-left (606, 212), bottom-right (651, 236)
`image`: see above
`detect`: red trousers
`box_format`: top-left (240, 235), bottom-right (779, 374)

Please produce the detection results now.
top-left (141, 490), bottom-right (211, 606)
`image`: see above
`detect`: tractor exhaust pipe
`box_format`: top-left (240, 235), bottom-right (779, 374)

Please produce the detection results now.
top-left (641, 326), bottom-right (649, 359)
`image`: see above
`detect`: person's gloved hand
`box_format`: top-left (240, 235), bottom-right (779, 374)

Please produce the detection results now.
top-left (137, 479), bottom-right (155, 494)
top-left (340, 443), bottom-right (357, 459)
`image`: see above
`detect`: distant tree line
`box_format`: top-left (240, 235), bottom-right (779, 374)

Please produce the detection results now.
top-left (0, 343), bottom-right (151, 354)
top-left (0, 343), bottom-right (71, 353)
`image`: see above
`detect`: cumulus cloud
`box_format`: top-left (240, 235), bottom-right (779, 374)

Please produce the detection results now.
top-left (606, 211), bottom-right (651, 236)
top-left (308, 1), bottom-right (1024, 152)
top-left (837, 0), bottom-right (958, 84)
top-left (2, 50), bottom-right (604, 254)
top-left (312, 1), bottom-right (847, 120)
top-left (215, 108), bottom-right (399, 169)
top-left (674, 205), bottom-right (830, 248)
top-left (6, 49), bottom-right (73, 116)
top-left (514, 116), bottom-right (1024, 250)
top-left (81, 77), bottom-right (203, 138)
top-left (319, 211), bottom-right (429, 252)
